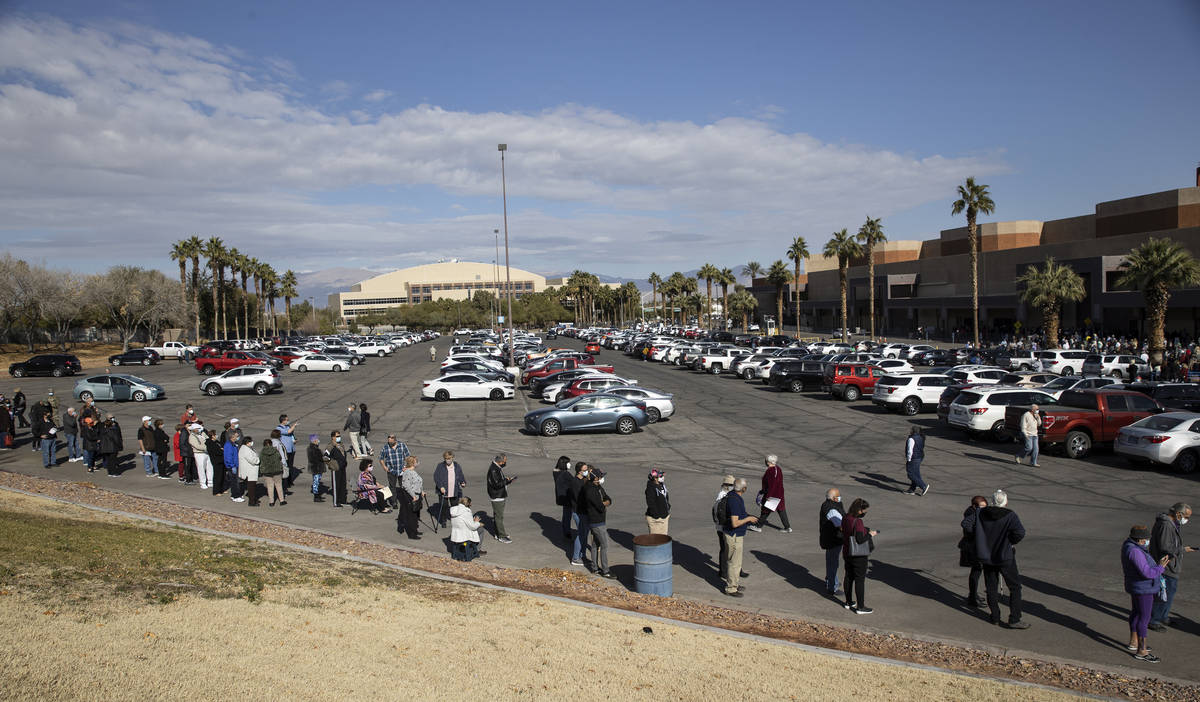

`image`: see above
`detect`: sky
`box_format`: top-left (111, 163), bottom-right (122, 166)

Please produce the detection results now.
top-left (1, 0), bottom-right (1198, 280)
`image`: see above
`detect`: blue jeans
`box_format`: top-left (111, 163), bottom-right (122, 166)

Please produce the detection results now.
top-left (1019, 435), bottom-right (1039, 465)
top-left (83, 448), bottom-right (94, 469)
top-left (312, 473), bottom-right (323, 495)
top-left (905, 459), bottom-right (926, 491)
top-left (572, 512), bottom-right (590, 561)
top-left (40, 438), bottom-right (56, 467)
top-left (1151, 575), bottom-right (1178, 625)
top-left (65, 433), bottom-right (81, 459)
top-left (227, 470), bottom-right (243, 498)
top-left (825, 546), bottom-right (842, 592)
top-left (142, 451), bottom-right (157, 475)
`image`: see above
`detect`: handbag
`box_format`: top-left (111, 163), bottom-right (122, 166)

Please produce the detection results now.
top-left (849, 532), bottom-right (875, 557)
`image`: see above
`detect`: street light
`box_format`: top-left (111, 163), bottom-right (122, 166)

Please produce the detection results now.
top-left (498, 144), bottom-right (514, 367)
top-left (308, 296), bottom-right (316, 332)
top-left (493, 228), bottom-right (500, 332)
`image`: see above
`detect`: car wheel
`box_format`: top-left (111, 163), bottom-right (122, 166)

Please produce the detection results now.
top-left (51, 367), bottom-right (65, 377)
top-left (646, 407), bottom-right (661, 423)
top-left (202, 365), bottom-right (216, 375)
top-left (11, 368), bottom-right (24, 377)
top-left (788, 380), bottom-right (803, 393)
top-left (843, 386), bottom-right (861, 402)
top-left (1174, 450), bottom-right (1198, 474)
top-left (1061, 366), bottom-right (1074, 376)
top-left (205, 384), bottom-right (221, 396)
top-left (742, 368), bottom-right (754, 380)
top-left (540, 419), bottom-right (561, 437)
top-left (710, 363), bottom-right (721, 375)
top-left (254, 382), bottom-right (270, 396)
top-left (1110, 369), bottom-right (1123, 379)
top-left (990, 420), bottom-right (1009, 442)
top-left (1065, 430), bottom-right (1091, 459)
top-left (142, 358), bottom-right (151, 366)
top-left (333, 365), bottom-right (343, 372)
top-left (616, 416), bottom-right (636, 435)
top-left (1019, 364), bottom-right (1032, 371)
top-left (901, 397), bottom-right (921, 416)
top-left (435, 389), bottom-right (450, 402)
top-left (112, 358), bottom-right (121, 366)
top-left (351, 358), bottom-right (361, 366)
top-left (79, 391), bottom-right (93, 402)
top-left (132, 391), bottom-right (147, 402)
top-left (297, 365), bottom-right (307, 373)
top-left (489, 388), bottom-right (504, 400)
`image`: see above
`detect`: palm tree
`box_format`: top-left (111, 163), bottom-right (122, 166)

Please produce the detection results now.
top-left (1017, 257), bottom-right (1086, 350)
top-left (183, 235), bottom-right (204, 340)
top-left (620, 281), bottom-right (640, 324)
top-left (234, 251), bottom-right (251, 338)
top-left (260, 264), bottom-right (278, 335)
top-left (728, 287), bottom-right (758, 332)
top-left (786, 236), bottom-right (809, 337)
top-left (226, 248), bottom-right (242, 338)
top-left (203, 237), bottom-right (225, 339)
top-left (823, 229), bottom-right (864, 342)
top-left (248, 258), bottom-right (263, 335)
top-left (647, 272), bottom-right (662, 321)
top-left (742, 261), bottom-right (762, 285)
top-left (766, 260), bottom-right (791, 334)
top-left (718, 267), bottom-right (735, 332)
top-left (951, 177), bottom-right (996, 347)
top-left (1117, 238), bottom-right (1200, 365)
top-left (280, 269), bottom-right (298, 336)
top-left (169, 240), bottom-right (195, 341)
top-left (678, 276), bottom-right (698, 325)
top-left (698, 263), bottom-right (719, 330)
top-left (856, 217), bottom-right (886, 340)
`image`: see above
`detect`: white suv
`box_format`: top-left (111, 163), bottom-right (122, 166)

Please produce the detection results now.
top-left (904, 344), bottom-right (935, 359)
top-left (947, 386), bottom-right (1057, 441)
top-left (1037, 349), bottom-right (1091, 376)
top-left (1081, 353), bottom-right (1148, 380)
top-left (947, 367), bottom-right (1008, 385)
top-left (879, 343), bottom-right (910, 359)
top-left (872, 373), bottom-right (955, 415)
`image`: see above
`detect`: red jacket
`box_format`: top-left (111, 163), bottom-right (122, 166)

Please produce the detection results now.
top-left (761, 463), bottom-right (785, 510)
top-left (172, 431), bottom-right (182, 462)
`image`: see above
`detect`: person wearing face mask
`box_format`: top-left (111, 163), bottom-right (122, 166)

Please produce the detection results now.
top-left (818, 488), bottom-right (845, 595)
top-left (486, 453), bottom-right (516, 544)
top-left (552, 455), bottom-right (574, 541)
top-left (579, 467), bottom-right (614, 579)
top-left (1122, 524), bottom-right (1170, 662)
top-left (324, 431), bottom-right (349, 507)
top-left (974, 489), bottom-right (1028, 629)
top-left (379, 434), bottom-right (411, 511)
top-left (1148, 502), bottom-right (1196, 632)
top-left (567, 462), bottom-right (591, 566)
top-left (958, 495), bottom-right (989, 608)
top-left (433, 450), bottom-right (467, 528)
top-left (644, 469), bottom-right (670, 535)
top-left (238, 436), bottom-right (260, 507)
top-left (343, 404), bottom-right (363, 459)
top-left (306, 434), bottom-right (325, 502)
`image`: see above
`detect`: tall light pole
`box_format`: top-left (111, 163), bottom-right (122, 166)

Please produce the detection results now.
top-left (493, 228), bottom-right (501, 333)
top-left (498, 144), bottom-right (514, 366)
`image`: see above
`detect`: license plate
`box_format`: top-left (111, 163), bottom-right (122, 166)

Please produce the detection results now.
top-left (1120, 435), bottom-right (1138, 445)
top-left (952, 408), bottom-right (965, 416)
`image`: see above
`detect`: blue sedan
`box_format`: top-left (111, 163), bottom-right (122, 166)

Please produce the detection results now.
top-left (523, 393), bottom-right (648, 437)
top-left (73, 374), bottom-right (166, 402)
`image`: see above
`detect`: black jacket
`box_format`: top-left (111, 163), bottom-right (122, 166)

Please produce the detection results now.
top-left (62, 413), bottom-right (79, 435)
top-left (486, 461), bottom-right (510, 499)
top-left (99, 422), bottom-right (123, 454)
top-left (153, 427), bottom-right (170, 454)
top-left (553, 469), bottom-right (572, 506)
top-left (205, 437), bottom-right (224, 467)
top-left (818, 498), bottom-right (845, 549)
top-left (565, 474), bottom-right (587, 513)
top-left (83, 422), bottom-right (100, 451)
top-left (32, 414), bottom-right (54, 440)
top-left (579, 482), bottom-right (611, 523)
top-left (973, 506), bottom-right (1025, 565)
top-left (12, 392), bottom-right (25, 413)
top-left (137, 425), bottom-right (155, 450)
top-left (1150, 512), bottom-right (1185, 578)
top-left (644, 478), bottom-right (670, 518)
top-left (307, 443), bottom-right (325, 474)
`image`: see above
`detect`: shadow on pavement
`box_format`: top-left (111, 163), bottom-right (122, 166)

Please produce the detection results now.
top-left (752, 549), bottom-right (825, 594)
top-left (1021, 574), bottom-right (1127, 621)
top-left (528, 511), bottom-right (570, 555)
top-left (869, 559), bottom-right (978, 615)
top-left (609, 528), bottom-right (726, 593)
top-left (963, 452), bottom-right (1017, 465)
top-left (850, 471), bottom-right (907, 493)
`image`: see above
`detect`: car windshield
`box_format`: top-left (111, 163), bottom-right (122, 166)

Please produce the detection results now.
top-left (1043, 377), bottom-right (1077, 390)
top-left (125, 376), bottom-right (148, 383)
top-left (1059, 391), bottom-right (1099, 410)
top-left (1130, 415), bottom-right (1188, 431)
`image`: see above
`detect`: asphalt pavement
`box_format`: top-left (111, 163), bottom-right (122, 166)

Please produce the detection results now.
top-left (2, 339), bottom-right (1198, 682)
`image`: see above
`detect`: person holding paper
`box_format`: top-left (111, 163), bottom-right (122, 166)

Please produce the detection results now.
top-left (749, 454), bottom-right (790, 533)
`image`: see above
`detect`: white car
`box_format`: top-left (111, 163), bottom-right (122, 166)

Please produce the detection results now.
top-left (1038, 375), bottom-right (1112, 400)
top-left (947, 367), bottom-right (1008, 385)
top-left (1036, 349), bottom-right (1091, 376)
top-left (289, 354), bottom-right (350, 372)
top-left (352, 342), bottom-right (393, 357)
top-left (904, 344), bottom-right (935, 360)
top-left (422, 373), bottom-right (515, 401)
top-left (607, 386), bottom-right (676, 423)
top-left (1115, 412), bottom-right (1200, 473)
top-left (1081, 353), bottom-right (1149, 380)
top-left (876, 358), bottom-right (914, 374)
top-left (878, 343), bottom-right (910, 359)
top-left (947, 386), bottom-right (1057, 441)
top-left (872, 373), bottom-right (955, 415)
top-left (442, 354), bottom-right (504, 371)
top-left (542, 373), bottom-right (638, 402)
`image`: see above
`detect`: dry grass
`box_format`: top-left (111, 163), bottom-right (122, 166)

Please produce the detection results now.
top-left (0, 493), bottom-right (1082, 702)
top-left (0, 342), bottom-right (124, 368)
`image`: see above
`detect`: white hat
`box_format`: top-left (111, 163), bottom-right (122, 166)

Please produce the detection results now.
top-left (141, 416), bottom-right (151, 422)
top-left (230, 418), bottom-right (239, 424)
top-left (188, 423), bottom-right (202, 431)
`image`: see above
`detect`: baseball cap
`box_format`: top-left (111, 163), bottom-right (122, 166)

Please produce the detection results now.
top-left (141, 416), bottom-right (151, 422)
top-left (230, 418), bottom-right (239, 424)
top-left (722, 474), bottom-right (735, 486)
top-left (591, 468), bottom-right (606, 479)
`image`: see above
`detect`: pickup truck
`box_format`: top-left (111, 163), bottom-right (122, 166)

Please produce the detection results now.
top-left (1003, 389), bottom-right (1164, 458)
top-left (520, 357), bottom-right (613, 386)
top-left (697, 347), bottom-right (752, 374)
top-left (194, 350), bottom-right (269, 376)
top-left (145, 341), bottom-right (199, 359)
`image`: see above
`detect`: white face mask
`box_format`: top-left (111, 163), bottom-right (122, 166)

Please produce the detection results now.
top-left (598, 478), bottom-right (606, 485)
top-left (833, 496), bottom-right (841, 502)
top-left (335, 437), bottom-right (342, 443)
top-left (1141, 540), bottom-right (1151, 548)
top-left (565, 462), bottom-right (572, 471)
top-left (1181, 518), bottom-right (1190, 527)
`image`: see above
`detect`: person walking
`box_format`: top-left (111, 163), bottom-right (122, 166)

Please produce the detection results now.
top-left (357, 403), bottom-right (373, 456)
top-left (276, 414), bottom-right (298, 490)
top-left (12, 388), bottom-right (28, 430)
top-left (379, 434), bottom-right (411, 510)
top-left (398, 455), bottom-right (425, 539)
top-left (324, 431), bottom-right (349, 507)
top-left (841, 498), bottom-right (878, 614)
top-left (433, 450), bottom-right (466, 528)
top-left (486, 453), bottom-right (516, 544)
top-left (429, 345), bottom-right (437, 362)
top-left (958, 495), bottom-right (989, 608)
top-left (33, 409), bottom-right (57, 468)
top-left (205, 429), bottom-right (226, 495)
top-left (189, 423), bottom-right (212, 490)
top-left (568, 462), bottom-right (591, 566)
top-left (238, 436), bottom-right (261, 507)
top-left (904, 427), bottom-right (929, 496)
top-left (342, 404), bottom-right (363, 459)
top-left (579, 467), bottom-right (614, 578)
top-left (306, 434), bottom-right (325, 502)
top-left (818, 488), bottom-right (845, 595)
top-left (750, 454), bottom-right (790, 532)
top-left (1148, 502), bottom-right (1195, 632)
top-left (975, 489), bottom-right (1029, 629)
top-left (62, 407), bottom-right (81, 463)
top-left (720, 477), bottom-right (758, 597)
top-left (1015, 404), bottom-right (1041, 466)
top-left (260, 431), bottom-right (286, 506)
top-left (1123, 524), bottom-right (1170, 663)
top-left (552, 455), bottom-right (574, 540)
top-left (99, 414), bottom-right (123, 477)
top-left (644, 469), bottom-right (670, 535)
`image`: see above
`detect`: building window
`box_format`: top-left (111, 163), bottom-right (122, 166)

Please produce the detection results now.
top-left (1104, 271), bottom-right (1134, 292)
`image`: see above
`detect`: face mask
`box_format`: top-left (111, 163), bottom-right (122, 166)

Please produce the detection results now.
top-left (1182, 518), bottom-right (1190, 526)
top-left (565, 462), bottom-right (572, 471)
top-left (598, 478), bottom-right (606, 485)
top-left (1141, 540), bottom-right (1151, 548)
top-left (335, 437), bottom-right (342, 443)
top-left (833, 496), bottom-right (841, 502)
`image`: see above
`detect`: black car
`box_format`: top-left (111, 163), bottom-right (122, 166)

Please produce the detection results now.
top-left (529, 368), bottom-right (600, 398)
top-left (912, 349), bottom-right (955, 366)
top-left (769, 358), bottom-right (827, 393)
top-left (9, 353), bottom-right (82, 378)
top-left (108, 349), bottom-right (161, 366)
top-left (1118, 382), bottom-right (1200, 412)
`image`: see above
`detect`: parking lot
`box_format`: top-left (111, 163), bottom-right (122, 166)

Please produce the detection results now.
top-left (3, 338), bottom-right (1199, 681)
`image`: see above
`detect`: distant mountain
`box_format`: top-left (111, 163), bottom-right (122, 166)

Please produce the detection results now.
top-left (296, 267), bottom-right (376, 302)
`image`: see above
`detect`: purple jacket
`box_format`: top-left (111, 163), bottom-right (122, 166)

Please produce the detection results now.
top-left (1122, 538), bottom-right (1165, 595)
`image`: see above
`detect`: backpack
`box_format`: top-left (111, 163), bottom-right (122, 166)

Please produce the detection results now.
top-left (713, 492), bottom-right (732, 529)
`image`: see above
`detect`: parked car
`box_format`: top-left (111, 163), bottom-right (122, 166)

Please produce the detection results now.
top-left (441, 361), bottom-right (514, 383)
top-left (871, 373), bottom-right (955, 415)
top-left (1039, 375), bottom-right (1114, 400)
top-left (584, 341), bottom-right (602, 355)
top-left (73, 374), bottom-right (165, 402)
top-left (948, 386), bottom-right (1058, 441)
top-left (904, 344), bottom-right (936, 359)
top-left (605, 386), bottom-right (675, 423)
top-left (876, 358), bottom-right (914, 374)
top-left (522, 393), bottom-right (648, 437)
top-left (1037, 349), bottom-right (1092, 376)
top-left (996, 349), bottom-right (1038, 371)
top-left (823, 363), bottom-right (886, 402)
top-left (289, 354), bottom-right (350, 372)
top-left (947, 367), bottom-right (1007, 385)
top-left (1082, 354), bottom-right (1150, 380)
top-left (1108, 382), bottom-right (1200, 412)
top-left (560, 375), bottom-right (637, 400)
top-left (9, 353), bottom-right (82, 378)
top-left (351, 342), bottom-right (393, 357)
top-left (422, 373), bottom-right (514, 401)
top-left (1115, 412), bottom-right (1200, 473)
top-left (1003, 389), bottom-right (1164, 458)
top-left (143, 341), bottom-right (199, 359)
top-left (999, 372), bottom-right (1061, 388)
top-left (194, 350), bottom-right (265, 376)
top-left (198, 365), bottom-right (282, 396)
top-left (910, 349), bottom-right (956, 366)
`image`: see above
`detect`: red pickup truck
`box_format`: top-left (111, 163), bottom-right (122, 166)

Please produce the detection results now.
top-left (1004, 389), bottom-right (1164, 458)
top-left (521, 357), bottom-right (613, 385)
top-left (195, 351), bottom-right (267, 376)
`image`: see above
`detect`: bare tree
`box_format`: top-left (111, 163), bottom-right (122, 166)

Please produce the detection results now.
top-left (88, 267), bottom-right (184, 352)
top-left (8, 257), bottom-right (58, 351)
top-left (42, 272), bottom-right (89, 350)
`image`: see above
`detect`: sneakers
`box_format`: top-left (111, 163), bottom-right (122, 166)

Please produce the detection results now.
top-left (498, 537), bottom-right (513, 544)
top-left (599, 571), bottom-right (616, 579)
top-left (781, 527), bottom-right (793, 533)
top-left (569, 559), bottom-right (585, 566)
top-left (724, 590), bottom-right (744, 598)
top-left (746, 525), bottom-right (762, 533)
top-left (919, 484), bottom-right (931, 496)
top-left (903, 489), bottom-right (917, 495)
top-left (157, 475), bottom-right (172, 480)
top-left (1148, 621), bottom-right (1167, 632)
top-left (1014, 456), bottom-right (1022, 464)
top-left (1133, 652), bottom-right (1160, 663)
top-left (843, 601), bottom-right (856, 610)
top-left (231, 496), bottom-right (246, 503)
top-left (1005, 620), bottom-right (1031, 630)
top-left (854, 607), bottom-right (874, 615)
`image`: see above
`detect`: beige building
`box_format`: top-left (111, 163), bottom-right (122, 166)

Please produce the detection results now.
top-left (329, 261), bottom-right (548, 321)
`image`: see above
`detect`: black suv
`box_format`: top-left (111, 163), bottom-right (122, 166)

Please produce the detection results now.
top-left (1117, 382), bottom-right (1200, 412)
top-left (108, 348), bottom-right (161, 366)
top-left (769, 356), bottom-right (829, 393)
top-left (9, 353), bottom-right (82, 378)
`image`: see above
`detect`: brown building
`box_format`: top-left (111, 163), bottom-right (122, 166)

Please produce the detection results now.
top-left (750, 182), bottom-right (1200, 339)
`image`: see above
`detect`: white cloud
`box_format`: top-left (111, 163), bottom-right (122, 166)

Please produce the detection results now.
top-left (0, 16), bottom-right (1004, 275)
top-left (363, 89), bottom-right (392, 103)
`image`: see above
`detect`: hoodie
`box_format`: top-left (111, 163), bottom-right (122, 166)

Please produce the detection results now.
top-left (1150, 512), bottom-right (1185, 578)
top-left (1122, 538), bottom-right (1165, 595)
top-left (973, 506), bottom-right (1025, 565)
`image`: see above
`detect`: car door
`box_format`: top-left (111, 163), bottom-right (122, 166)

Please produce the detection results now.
top-left (222, 368), bottom-right (247, 391)
top-left (1102, 394), bottom-right (1138, 433)
top-left (1177, 385), bottom-right (1200, 411)
top-left (588, 395), bottom-right (624, 429)
top-left (563, 397), bottom-right (597, 430)
top-left (87, 375), bottom-right (113, 400)
top-left (110, 376), bottom-right (132, 401)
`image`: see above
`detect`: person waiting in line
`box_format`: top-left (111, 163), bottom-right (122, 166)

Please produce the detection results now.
top-left (306, 434), bottom-right (325, 502)
top-left (205, 428), bottom-right (226, 495)
top-left (398, 455), bottom-right (425, 539)
top-left (644, 468), bottom-right (670, 535)
top-left (449, 496), bottom-right (482, 561)
top-left (842, 498), bottom-right (878, 615)
top-left (356, 458), bottom-right (391, 513)
top-left (552, 455), bottom-right (574, 541)
top-left (238, 436), bottom-right (261, 507)
top-left (259, 433), bottom-right (286, 507)
top-left (959, 495), bottom-right (988, 608)
top-left (1122, 524), bottom-right (1169, 663)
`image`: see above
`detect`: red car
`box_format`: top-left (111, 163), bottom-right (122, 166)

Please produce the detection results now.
top-left (584, 342), bottom-right (601, 355)
top-left (562, 375), bottom-right (632, 399)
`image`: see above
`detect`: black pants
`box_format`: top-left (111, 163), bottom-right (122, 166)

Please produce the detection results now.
top-left (103, 452), bottom-right (118, 475)
top-left (285, 452), bottom-right (296, 488)
top-left (386, 472), bottom-right (403, 510)
top-left (968, 563), bottom-right (983, 602)
top-left (984, 560), bottom-right (1023, 623)
top-left (185, 456), bottom-right (198, 482)
top-left (156, 452), bottom-right (170, 477)
top-left (14, 410), bottom-right (28, 428)
top-left (560, 502), bottom-right (573, 539)
top-left (759, 507), bottom-right (791, 530)
top-left (397, 491), bottom-right (420, 538)
top-left (333, 468), bottom-right (347, 506)
top-left (212, 461), bottom-right (226, 494)
top-left (843, 555), bottom-right (868, 607)
top-left (437, 494), bottom-right (459, 526)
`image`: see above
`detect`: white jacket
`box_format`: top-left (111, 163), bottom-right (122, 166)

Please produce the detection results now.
top-left (449, 503), bottom-right (481, 543)
top-left (238, 444), bottom-right (260, 481)
top-left (1021, 410), bottom-right (1039, 438)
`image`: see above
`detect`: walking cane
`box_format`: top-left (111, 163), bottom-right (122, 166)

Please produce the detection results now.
top-left (425, 494), bottom-right (441, 534)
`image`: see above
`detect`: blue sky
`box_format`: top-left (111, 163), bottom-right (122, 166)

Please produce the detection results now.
top-left (1, 0), bottom-right (1197, 278)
